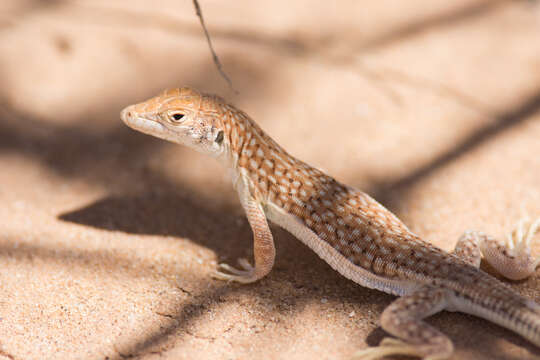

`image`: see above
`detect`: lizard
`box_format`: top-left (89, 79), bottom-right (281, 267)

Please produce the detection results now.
top-left (120, 87), bottom-right (540, 359)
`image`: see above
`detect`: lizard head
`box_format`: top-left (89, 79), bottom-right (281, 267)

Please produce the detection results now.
top-left (120, 87), bottom-right (226, 157)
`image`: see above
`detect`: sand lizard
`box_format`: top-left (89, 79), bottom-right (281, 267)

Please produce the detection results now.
top-left (121, 87), bottom-right (540, 359)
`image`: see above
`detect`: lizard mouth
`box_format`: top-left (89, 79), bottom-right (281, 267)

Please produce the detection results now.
top-left (121, 105), bottom-right (183, 144)
top-left (120, 106), bottom-right (165, 136)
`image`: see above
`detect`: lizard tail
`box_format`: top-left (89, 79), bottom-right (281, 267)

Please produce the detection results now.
top-left (453, 271), bottom-right (540, 347)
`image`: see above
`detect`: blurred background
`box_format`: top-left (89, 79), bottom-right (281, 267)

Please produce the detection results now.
top-left (0, 1), bottom-right (539, 359)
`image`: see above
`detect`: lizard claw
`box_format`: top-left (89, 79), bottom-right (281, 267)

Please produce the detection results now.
top-left (494, 216), bottom-right (540, 280)
top-left (211, 258), bottom-right (258, 283)
top-left (505, 217), bottom-right (540, 257)
top-left (237, 258), bottom-right (255, 271)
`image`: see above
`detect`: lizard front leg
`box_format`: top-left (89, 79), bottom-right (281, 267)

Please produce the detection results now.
top-left (213, 176), bottom-right (276, 284)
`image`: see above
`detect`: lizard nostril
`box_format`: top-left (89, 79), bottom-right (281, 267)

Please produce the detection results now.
top-left (123, 110), bottom-right (133, 119)
top-left (121, 108), bottom-right (134, 122)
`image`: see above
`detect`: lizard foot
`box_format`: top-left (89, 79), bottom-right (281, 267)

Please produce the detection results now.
top-left (212, 258), bottom-right (258, 283)
top-left (353, 338), bottom-right (449, 360)
top-left (506, 217), bottom-right (540, 257)
top-left (486, 216), bottom-right (540, 280)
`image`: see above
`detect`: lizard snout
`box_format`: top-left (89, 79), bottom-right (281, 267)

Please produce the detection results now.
top-left (120, 106), bottom-right (135, 125)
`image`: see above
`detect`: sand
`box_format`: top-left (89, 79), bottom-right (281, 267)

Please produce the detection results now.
top-left (1, 1), bottom-right (540, 359)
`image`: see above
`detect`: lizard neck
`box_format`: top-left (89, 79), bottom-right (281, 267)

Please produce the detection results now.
top-left (218, 103), bottom-right (293, 201)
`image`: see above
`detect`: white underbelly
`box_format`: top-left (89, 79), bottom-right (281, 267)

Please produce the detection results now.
top-left (264, 202), bottom-right (415, 296)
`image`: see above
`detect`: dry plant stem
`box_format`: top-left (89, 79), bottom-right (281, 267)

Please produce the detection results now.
top-left (192, 0), bottom-right (237, 94)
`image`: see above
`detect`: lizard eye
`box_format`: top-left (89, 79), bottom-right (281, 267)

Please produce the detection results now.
top-left (169, 112), bottom-right (185, 123)
top-left (215, 130), bottom-right (224, 144)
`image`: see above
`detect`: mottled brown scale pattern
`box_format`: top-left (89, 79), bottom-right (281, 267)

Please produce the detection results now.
top-left (121, 87), bottom-right (540, 360)
top-left (217, 96), bottom-right (458, 282)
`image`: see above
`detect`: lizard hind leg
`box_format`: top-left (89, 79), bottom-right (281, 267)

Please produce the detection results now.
top-left (354, 286), bottom-right (454, 360)
top-left (454, 231), bottom-right (483, 268)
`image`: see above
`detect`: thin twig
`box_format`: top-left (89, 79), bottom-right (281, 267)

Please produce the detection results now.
top-left (192, 0), bottom-right (237, 93)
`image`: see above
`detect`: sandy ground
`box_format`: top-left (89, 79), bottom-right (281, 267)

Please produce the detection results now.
top-left (1, 0), bottom-right (540, 359)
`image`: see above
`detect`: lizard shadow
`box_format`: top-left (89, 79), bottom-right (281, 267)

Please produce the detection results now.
top-left (58, 189), bottom-right (383, 301)
top-left (59, 190), bottom-right (390, 356)
top-left (59, 191), bottom-right (249, 259)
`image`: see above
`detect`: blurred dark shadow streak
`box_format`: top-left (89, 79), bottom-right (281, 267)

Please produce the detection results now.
top-left (60, 0), bottom-right (524, 58)
top-left (51, 1), bottom-right (519, 110)
top-left (108, 256), bottom-right (373, 360)
top-left (12, 198), bottom-right (380, 359)
top-left (0, 0), bottom-right (65, 29)
top-left (360, 0), bottom-right (518, 51)
top-left (0, 239), bottom-right (180, 279)
top-left (373, 67), bottom-right (491, 113)
top-left (55, 192), bottom-right (382, 359)
top-left (100, 234), bottom-right (382, 360)
top-left (0, 237), bottom-right (249, 358)
top-left (368, 89), bottom-right (540, 206)
top-left (59, 192), bottom-right (245, 258)
top-left (0, 99), bottom-right (245, 257)
top-left (1, 0), bottom-right (508, 111)
top-left (0, 53), bottom-right (270, 189)
top-left (110, 283), bottom-right (237, 359)
top-left (0, 102), bottom-right (161, 188)
top-left (53, 3), bottom-right (307, 55)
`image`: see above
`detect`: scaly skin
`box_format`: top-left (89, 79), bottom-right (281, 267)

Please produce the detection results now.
top-left (121, 87), bottom-right (540, 359)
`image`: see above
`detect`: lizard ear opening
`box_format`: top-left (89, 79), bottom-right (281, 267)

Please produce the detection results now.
top-left (215, 130), bottom-right (224, 144)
